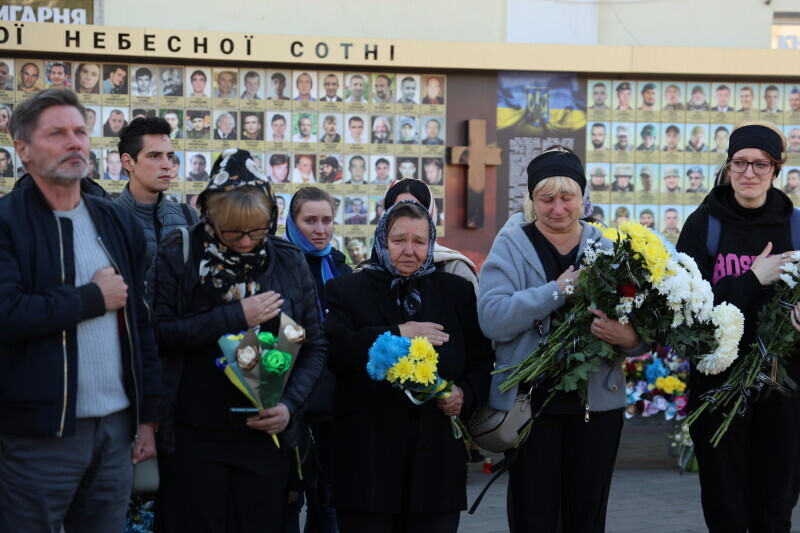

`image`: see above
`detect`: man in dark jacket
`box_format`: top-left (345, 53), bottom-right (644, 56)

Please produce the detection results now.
top-left (0, 89), bottom-right (160, 532)
top-left (14, 170), bottom-right (109, 198)
top-left (116, 116), bottom-right (199, 264)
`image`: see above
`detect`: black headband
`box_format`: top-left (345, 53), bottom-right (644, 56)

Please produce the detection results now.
top-left (728, 125), bottom-right (783, 161)
top-left (527, 151), bottom-right (586, 197)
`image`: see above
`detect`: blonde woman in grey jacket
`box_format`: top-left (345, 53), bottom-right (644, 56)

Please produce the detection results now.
top-left (478, 147), bottom-right (646, 533)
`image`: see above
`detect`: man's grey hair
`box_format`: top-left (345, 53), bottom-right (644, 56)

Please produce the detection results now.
top-left (9, 88), bottom-right (86, 143)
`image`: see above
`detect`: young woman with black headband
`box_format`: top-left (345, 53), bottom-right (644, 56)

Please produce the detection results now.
top-left (678, 122), bottom-right (800, 531)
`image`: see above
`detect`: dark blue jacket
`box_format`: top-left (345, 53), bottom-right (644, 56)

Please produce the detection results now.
top-left (14, 173), bottom-right (109, 199)
top-left (0, 179), bottom-right (160, 438)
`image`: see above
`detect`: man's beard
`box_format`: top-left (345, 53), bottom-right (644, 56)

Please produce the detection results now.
top-left (593, 140), bottom-right (603, 149)
top-left (374, 132), bottom-right (388, 141)
top-left (40, 152), bottom-right (89, 182)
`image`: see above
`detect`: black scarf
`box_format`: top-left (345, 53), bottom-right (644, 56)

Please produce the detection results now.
top-left (197, 149), bottom-right (274, 302)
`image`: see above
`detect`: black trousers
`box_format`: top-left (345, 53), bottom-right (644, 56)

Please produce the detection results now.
top-left (690, 392), bottom-right (800, 533)
top-left (507, 409), bottom-right (623, 533)
top-left (336, 509), bottom-right (459, 533)
top-left (156, 425), bottom-right (289, 533)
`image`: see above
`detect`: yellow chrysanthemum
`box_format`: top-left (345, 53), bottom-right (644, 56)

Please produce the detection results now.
top-left (655, 375), bottom-right (687, 395)
top-left (602, 227), bottom-right (623, 242)
top-left (412, 359), bottom-right (437, 386)
top-left (588, 221), bottom-right (606, 232)
top-left (387, 356), bottom-right (415, 384)
top-left (617, 221), bottom-right (670, 283)
top-left (408, 336), bottom-right (438, 363)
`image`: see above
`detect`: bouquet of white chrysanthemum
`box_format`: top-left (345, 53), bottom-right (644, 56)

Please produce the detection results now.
top-left (686, 252), bottom-right (800, 447)
top-left (497, 222), bottom-right (744, 447)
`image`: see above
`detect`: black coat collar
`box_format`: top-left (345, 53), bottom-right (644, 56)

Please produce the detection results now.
top-left (364, 269), bottom-right (443, 327)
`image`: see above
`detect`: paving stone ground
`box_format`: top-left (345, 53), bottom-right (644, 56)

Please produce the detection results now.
top-left (460, 419), bottom-right (800, 532)
top-left (299, 418), bottom-right (800, 531)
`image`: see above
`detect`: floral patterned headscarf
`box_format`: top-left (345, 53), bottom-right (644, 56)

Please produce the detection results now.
top-left (197, 148), bottom-right (275, 302)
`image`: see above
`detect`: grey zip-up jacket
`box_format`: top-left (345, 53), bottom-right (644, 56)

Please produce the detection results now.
top-left (478, 221), bottom-right (646, 412)
top-left (115, 184), bottom-right (199, 265)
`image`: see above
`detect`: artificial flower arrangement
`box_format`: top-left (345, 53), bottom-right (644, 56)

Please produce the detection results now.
top-left (498, 221), bottom-right (744, 446)
top-left (685, 251), bottom-right (800, 447)
top-left (624, 346), bottom-right (690, 420)
top-left (125, 496), bottom-right (155, 533)
top-left (216, 316), bottom-right (306, 447)
top-left (367, 331), bottom-right (470, 443)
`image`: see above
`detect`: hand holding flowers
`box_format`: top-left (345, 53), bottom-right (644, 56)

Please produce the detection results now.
top-left (588, 307), bottom-right (640, 349)
top-left (367, 332), bottom-right (471, 442)
top-left (686, 250), bottom-right (800, 446)
top-left (246, 403), bottom-right (290, 434)
top-left (215, 318), bottom-right (306, 447)
top-left (436, 384), bottom-right (464, 416)
top-left (497, 221), bottom-right (744, 447)
top-left (750, 242), bottom-right (800, 286)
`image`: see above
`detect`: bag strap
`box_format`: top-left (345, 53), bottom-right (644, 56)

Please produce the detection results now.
top-left (178, 226), bottom-right (190, 265)
top-left (791, 208), bottom-right (800, 251)
top-left (468, 448), bottom-right (520, 515)
top-left (709, 208), bottom-right (800, 257)
top-left (180, 203), bottom-right (195, 226)
top-left (706, 213), bottom-right (721, 259)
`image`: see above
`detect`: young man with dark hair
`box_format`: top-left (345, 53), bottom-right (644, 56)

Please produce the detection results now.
top-left (187, 153), bottom-right (209, 181)
top-left (268, 154), bottom-right (290, 183)
top-left (134, 67), bottom-right (156, 96)
top-left (103, 65), bottom-right (128, 95)
top-left (270, 113), bottom-right (287, 142)
top-left (345, 155), bottom-right (367, 185)
top-left (116, 116), bottom-right (198, 266)
top-left (103, 109), bottom-right (128, 137)
top-left (269, 72), bottom-right (289, 100)
top-left (47, 62), bottom-right (69, 90)
top-left (187, 70), bottom-right (208, 98)
top-left (0, 147), bottom-right (13, 177)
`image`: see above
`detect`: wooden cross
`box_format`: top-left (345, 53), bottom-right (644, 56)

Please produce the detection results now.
top-left (450, 119), bottom-right (502, 228)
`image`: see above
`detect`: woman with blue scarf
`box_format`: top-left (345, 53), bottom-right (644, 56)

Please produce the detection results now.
top-left (324, 200), bottom-right (493, 532)
top-left (284, 186), bottom-right (350, 533)
top-left (285, 187), bottom-right (351, 315)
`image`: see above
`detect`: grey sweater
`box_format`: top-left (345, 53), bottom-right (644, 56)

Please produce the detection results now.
top-left (478, 221), bottom-right (645, 412)
top-left (55, 200), bottom-right (129, 418)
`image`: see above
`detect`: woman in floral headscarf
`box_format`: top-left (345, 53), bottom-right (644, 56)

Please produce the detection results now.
top-left (153, 149), bottom-right (326, 532)
top-left (324, 200), bottom-right (493, 532)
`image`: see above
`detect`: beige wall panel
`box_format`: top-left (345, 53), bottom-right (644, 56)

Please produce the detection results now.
top-left (102, 0), bottom-right (506, 43)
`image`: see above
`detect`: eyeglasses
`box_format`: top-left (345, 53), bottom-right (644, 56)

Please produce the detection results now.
top-left (218, 225), bottom-right (269, 242)
top-left (728, 159), bottom-right (774, 175)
